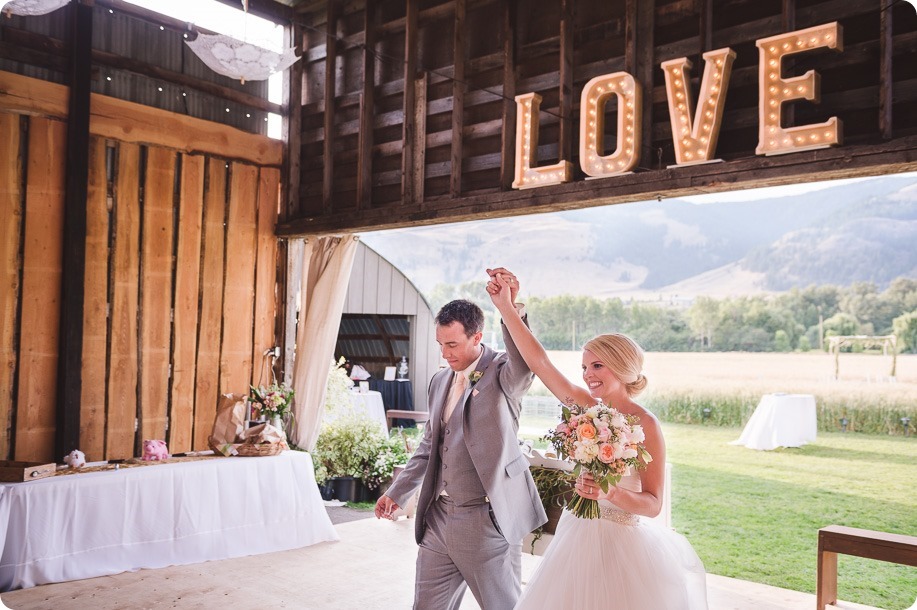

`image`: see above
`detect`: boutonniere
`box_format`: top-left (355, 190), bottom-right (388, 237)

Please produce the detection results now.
top-left (468, 371), bottom-right (484, 385)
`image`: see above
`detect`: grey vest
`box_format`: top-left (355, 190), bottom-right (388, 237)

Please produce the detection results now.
top-left (435, 396), bottom-right (487, 504)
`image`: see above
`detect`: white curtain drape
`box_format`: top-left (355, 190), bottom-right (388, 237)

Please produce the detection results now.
top-left (290, 235), bottom-right (359, 450)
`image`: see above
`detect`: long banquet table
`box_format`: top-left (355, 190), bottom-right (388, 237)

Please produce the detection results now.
top-left (0, 450), bottom-right (338, 591)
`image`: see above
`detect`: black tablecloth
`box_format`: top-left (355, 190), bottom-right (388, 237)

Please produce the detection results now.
top-left (368, 379), bottom-right (416, 428)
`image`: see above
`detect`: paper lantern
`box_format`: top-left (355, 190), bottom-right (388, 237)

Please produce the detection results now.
top-left (186, 33), bottom-right (300, 84)
top-left (1, 0), bottom-right (70, 16)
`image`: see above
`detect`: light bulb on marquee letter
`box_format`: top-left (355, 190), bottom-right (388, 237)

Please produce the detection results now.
top-left (578, 72), bottom-right (642, 178)
top-left (662, 48), bottom-right (736, 166)
top-left (756, 22), bottom-right (844, 156)
top-left (512, 92), bottom-right (572, 190)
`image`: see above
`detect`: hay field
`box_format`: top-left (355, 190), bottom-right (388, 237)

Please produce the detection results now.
top-left (531, 351), bottom-right (917, 404)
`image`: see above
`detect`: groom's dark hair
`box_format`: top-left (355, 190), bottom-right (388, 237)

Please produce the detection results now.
top-left (436, 300), bottom-right (485, 336)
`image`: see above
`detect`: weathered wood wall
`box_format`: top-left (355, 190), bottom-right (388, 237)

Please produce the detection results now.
top-left (0, 71), bottom-right (282, 462)
top-left (280, 0), bottom-right (917, 235)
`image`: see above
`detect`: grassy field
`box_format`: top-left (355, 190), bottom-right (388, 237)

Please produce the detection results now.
top-left (664, 424), bottom-right (916, 610)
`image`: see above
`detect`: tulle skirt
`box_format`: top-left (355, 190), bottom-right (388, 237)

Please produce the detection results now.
top-left (516, 507), bottom-right (708, 610)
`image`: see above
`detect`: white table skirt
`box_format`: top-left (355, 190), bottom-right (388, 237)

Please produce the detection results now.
top-left (325, 391), bottom-right (388, 436)
top-left (0, 451), bottom-right (338, 591)
top-left (731, 393), bottom-right (818, 451)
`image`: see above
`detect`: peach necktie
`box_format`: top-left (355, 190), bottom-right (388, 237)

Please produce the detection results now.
top-left (442, 371), bottom-right (467, 421)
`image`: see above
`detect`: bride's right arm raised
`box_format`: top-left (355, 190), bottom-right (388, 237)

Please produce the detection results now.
top-left (487, 273), bottom-right (592, 407)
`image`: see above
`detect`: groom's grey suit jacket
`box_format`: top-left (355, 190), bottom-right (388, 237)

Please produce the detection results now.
top-left (386, 321), bottom-right (547, 545)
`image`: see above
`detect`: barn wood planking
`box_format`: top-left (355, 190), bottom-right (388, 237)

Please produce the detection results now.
top-left (15, 118), bottom-right (66, 462)
top-left (169, 154), bottom-right (205, 453)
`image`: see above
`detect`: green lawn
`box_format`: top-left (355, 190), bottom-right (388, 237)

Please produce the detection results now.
top-left (663, 424), bottom-right (916, 610)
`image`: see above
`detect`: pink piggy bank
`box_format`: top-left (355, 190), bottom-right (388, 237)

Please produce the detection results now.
top-left (142, 439), bottom-right (169, 461)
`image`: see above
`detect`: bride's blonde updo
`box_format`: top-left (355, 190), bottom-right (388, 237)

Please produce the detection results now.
top-left (583, 333), bottom-right (648, 397)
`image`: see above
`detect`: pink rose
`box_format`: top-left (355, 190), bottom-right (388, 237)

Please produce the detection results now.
top-left (598, 443), bottom-right (615, 463)
top-left (556, 423), bottom-right (570, 435)
top-left (597, 426), bottom-right (611, 442)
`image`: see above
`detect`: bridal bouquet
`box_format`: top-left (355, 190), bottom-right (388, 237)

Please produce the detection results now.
top-left (543, 401), bottom-right (652, 519)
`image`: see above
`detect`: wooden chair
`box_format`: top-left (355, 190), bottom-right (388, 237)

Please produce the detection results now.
top-left (386, 409), bottom-right (430, 430)
top-left (817, 525), bottom-right (917, 609)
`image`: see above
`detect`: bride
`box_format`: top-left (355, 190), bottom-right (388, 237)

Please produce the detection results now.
top-left (486, 270), bottom-right (708, 610)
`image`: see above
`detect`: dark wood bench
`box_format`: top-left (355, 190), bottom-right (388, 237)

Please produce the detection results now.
top-left (386, 409), bottom-right (430, 430)
top-left (817, 525), bottom-right (917, 610)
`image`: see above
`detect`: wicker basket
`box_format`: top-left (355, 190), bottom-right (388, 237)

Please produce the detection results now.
top-left (235, 441), bottom-right (285, 457)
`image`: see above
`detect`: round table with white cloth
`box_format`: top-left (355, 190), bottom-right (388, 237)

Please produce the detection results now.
top-left (730, 393), bottom-right (817, 451)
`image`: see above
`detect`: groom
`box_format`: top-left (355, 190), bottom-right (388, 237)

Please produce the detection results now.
top-left (375, 267), bottom-right (546, 610)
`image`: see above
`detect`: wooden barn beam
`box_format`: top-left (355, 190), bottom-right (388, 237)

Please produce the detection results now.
top-left (782, 0), bottom-right (796, 129)
top-left (57, 0), bottom-right (93, 458)
top-left (700, 0), bottom-right (713, 52)
top-left (558, 0), bottom-right (574, 165)
top-left (277, 135), bottom-right (917, 235)
top-left (412, 73), bottom-right (428, 205)
top-left (357, 0), bottom-right (376, 210)
top-left (401, 0), bottom-right (418, 204)
top-left (450, 0), bottom-right (466, 197)
top-left (634, 0), bottom-right (654, 170)
top-left (322, 0), bottom-right (338, 214)
top-left (499, 0), bottom-right (517, 190)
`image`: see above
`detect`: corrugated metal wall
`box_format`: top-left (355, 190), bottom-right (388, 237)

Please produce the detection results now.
top-left (342, 242), bottom-right (439, 411)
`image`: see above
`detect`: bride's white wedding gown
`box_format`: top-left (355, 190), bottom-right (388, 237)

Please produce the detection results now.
top-left (516, 473), bottom-right (708, 609)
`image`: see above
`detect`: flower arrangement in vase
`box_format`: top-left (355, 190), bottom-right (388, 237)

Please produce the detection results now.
top-left (249, 383), bottom-right (295, 431)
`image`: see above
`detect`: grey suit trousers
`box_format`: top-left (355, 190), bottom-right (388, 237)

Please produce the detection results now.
top-left (415, 495), bottom-right (522, 610)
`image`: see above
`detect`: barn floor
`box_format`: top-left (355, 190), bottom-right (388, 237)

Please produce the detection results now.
top-left (0, 514), bottom-right (881, 610)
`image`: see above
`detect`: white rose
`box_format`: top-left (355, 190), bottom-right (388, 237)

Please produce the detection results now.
top-left (622, 447), bottom-right (638, 459)
top-left (611, 412), bottom-right (626, 429)
top-left (629, 425), bottom-right (645, 443)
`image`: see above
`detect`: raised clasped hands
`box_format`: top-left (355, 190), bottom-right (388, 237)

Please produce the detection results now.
top-left (486, 267), bottom-right (519, 309)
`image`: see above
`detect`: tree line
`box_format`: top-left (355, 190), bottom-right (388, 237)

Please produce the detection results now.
top-left (427, 278), bottom-right (917, 353)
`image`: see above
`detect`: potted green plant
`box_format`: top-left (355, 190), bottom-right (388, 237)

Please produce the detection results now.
top-left (311, 415), bottom-right (405, 502)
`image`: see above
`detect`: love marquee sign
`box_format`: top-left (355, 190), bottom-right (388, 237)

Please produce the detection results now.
top-left (512, 22), bottom-right (843, 190)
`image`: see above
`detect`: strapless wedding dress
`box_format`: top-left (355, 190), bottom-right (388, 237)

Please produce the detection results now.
top-left (515, 473), bottom-right (707, 609)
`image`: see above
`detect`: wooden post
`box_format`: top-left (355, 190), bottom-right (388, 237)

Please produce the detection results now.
top-left (879, 0), bottom-right (893, 139)
top-left (450, 0), bottom-right (466, 197)
top-left (282, 23), bottom-right (303, 220)
top-left (558, 0), bottom-right (574, 166)
top-left (56, 0), bottom-right (93, 457)
top-left (401, 0), bottom-right (418, 204)
top-left (499, 0), bottom-right (517, 190)
top-left (322, 1), bottom-right (338, 214)
top-left (357, 0), bottom-right (376, 210)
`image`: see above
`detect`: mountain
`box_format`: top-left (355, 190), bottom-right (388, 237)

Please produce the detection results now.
top-left (361, 174), bottom-right (917, 299)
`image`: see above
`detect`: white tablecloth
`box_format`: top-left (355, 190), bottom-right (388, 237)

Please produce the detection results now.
top-left (731, 393), bottom-right (817, 450)
top-left (0, 451), bottom-right (338, 591)
top-left (326, 391), bottom-right (389, 436)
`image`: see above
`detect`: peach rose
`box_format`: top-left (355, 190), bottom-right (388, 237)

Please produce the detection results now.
top-left (578, 422), bottom-right (597, 441)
